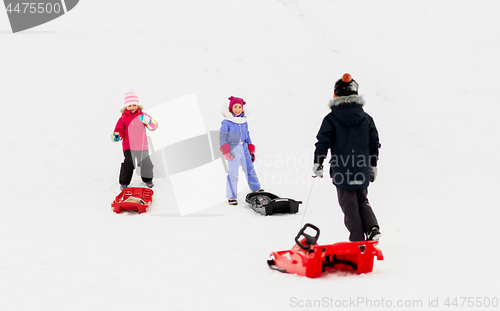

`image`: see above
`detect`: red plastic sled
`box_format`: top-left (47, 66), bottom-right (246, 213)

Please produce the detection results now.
top-left (268, 223), bottom-right (383, 278)
top-left (111, 187), bottom-right (154, 214)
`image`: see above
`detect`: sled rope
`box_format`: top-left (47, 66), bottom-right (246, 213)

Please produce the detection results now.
top-left (300, 177), bottom-right (316, 227)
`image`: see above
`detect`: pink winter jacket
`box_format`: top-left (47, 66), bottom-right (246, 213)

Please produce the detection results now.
top-left (114, 110), bottom-right (157, 151)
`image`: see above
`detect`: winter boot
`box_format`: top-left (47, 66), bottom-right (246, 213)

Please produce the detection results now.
top-left (367, 226), bottom-right (381, 242)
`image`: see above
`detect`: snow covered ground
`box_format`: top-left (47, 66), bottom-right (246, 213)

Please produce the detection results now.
top-left (1, 0), bottom-right (499, 310)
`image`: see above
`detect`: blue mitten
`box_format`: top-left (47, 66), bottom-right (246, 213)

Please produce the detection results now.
top-left (111, 132), bottom-right (121, 142)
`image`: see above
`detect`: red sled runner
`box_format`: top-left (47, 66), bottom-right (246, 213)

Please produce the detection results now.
top-left (268, 223), bottom-right (383, 278)
top-left (111, 187), bottom-right (154, 214)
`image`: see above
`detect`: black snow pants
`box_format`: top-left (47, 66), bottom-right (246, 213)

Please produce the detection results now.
top-left (119, 149), bottom-right (154, 185)
top-left (336, 188), bottom-right (379, 242)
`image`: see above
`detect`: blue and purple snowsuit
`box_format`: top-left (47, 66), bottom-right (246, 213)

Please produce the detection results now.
top-left (219, 111), bottom-right (261, 198)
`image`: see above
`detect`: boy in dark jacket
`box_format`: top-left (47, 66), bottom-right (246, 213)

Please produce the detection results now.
top-left (313, 73), bottom-right (381, 242)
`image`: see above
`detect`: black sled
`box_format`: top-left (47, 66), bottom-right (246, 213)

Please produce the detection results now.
top-left (245, 191), bottom-right (301, 216)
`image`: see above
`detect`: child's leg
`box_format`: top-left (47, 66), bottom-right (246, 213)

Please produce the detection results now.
top-left (241, 146), bottom-right (261, 191)
top-left (225, 147), bottom-right (242, 198)
top-left (356, 188), bottom-right (379, 233)
top-left (336, 188), bottom-right (365, 241)
top-left (119, 149), bottom-right (135, 185)
top-left (136, 150), bottom-right (154, 182)
top-left (226, 175), bottom-right (237, 199)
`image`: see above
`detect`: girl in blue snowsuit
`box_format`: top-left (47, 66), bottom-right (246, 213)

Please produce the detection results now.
top-left (219, 96), bottom-right (262, 205)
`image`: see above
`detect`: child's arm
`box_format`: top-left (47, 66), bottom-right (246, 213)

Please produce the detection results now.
top-left (140, 113), bottom-right (158, 131)
top-left (113, 117), bottom-right (126, 140)
top-left (244, 136), bottom-right (253, 146)
top-left (243, 123), bottom-right (253, 145)
top-left (368, 116), bottom-right (380, 166)
top-left (314, 116), bottom-right (335, 165)
top-left (219, 121), bottom-right (230, 146)
top-left (241, 125), bottom-right (257, 162)
top-left (219, 121), bottom-right (232, 155)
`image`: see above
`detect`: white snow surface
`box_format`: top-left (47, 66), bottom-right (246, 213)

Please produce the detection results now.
top-left (1, 1), bottom-right (500, 310)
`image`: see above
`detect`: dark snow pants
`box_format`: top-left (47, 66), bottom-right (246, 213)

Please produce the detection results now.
top-left (119, 149), bottom-right (154, 185)
top-left (336, 188), bottom-right (379, 242)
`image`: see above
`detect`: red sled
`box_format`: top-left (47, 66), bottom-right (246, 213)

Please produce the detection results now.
top-left (111, 187), bottom-right (154, 214)
top-left (268, 223), bottom-right (383, 278)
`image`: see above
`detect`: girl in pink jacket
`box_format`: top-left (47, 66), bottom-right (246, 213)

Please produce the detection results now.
top-left (111, 91), bottom-right (158, 190)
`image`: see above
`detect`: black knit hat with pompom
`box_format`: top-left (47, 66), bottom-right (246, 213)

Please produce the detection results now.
top-left (334, 73), bottom-right (359, 97)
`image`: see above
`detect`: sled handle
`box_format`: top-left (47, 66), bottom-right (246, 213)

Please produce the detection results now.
top-left (295, 223), bottom-right (320, 250)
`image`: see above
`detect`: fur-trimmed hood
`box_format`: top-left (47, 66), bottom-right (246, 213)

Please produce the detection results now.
top-left (120, 105), bottom-right (144, 114)
top-left (328, 95), bottom-right (366, 127)
top-left (221, 103), bottom-right (248, 124)
top-left (328, 95), bottom-right (364, 108)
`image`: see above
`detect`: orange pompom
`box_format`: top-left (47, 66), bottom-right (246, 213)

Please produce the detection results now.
top-left (342, 73), bottom-right (352, 83)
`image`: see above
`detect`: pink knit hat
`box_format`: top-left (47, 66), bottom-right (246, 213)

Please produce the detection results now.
top-left (124, 91), bottom-right (139, 107)
top-left (228, 96), bottom-right (245, 113)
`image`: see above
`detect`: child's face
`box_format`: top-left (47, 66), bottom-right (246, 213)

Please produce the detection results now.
top-left (127, 104), bottom-right (138, 113)
top-left (232, 104), bottom-right (243, 116)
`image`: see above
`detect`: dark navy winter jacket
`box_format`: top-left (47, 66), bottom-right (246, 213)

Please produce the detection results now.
top-left (314, 95), bottom-right (380, 190)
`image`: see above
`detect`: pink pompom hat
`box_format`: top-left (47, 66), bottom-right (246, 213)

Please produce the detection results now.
top-left (124, 91), bottom-right (139, 107)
